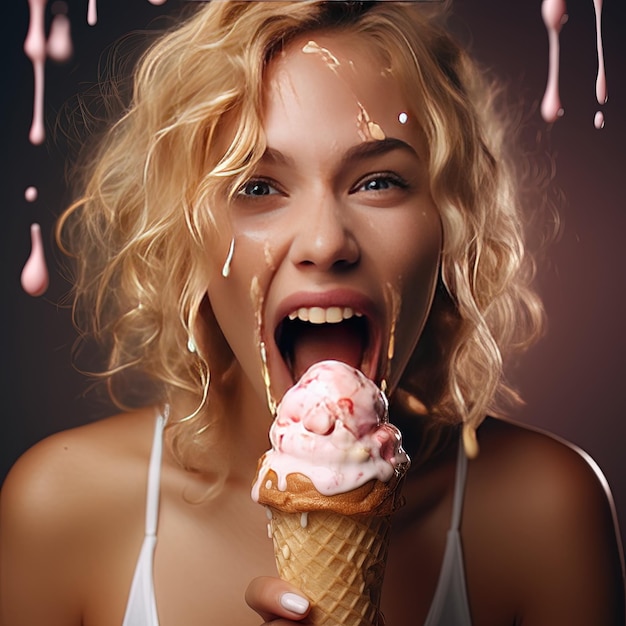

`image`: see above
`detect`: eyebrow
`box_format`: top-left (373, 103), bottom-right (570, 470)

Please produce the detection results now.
top-left (260, 137), bottom-right (420, 168)
top-left (343, 137), bottom-right (420, 163)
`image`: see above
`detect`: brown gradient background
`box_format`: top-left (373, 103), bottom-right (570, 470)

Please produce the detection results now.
top-left (1, 0), bottom-right (625, 554)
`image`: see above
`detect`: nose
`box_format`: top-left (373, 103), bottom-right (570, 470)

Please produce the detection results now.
top-left (289, 195), bottom-right (360, 272)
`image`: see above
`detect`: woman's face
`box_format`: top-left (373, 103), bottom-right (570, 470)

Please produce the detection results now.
top-left (207, 32), bottom-right (442, 409)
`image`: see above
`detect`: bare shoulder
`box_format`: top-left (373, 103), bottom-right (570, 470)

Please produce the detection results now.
top-left (472, 417), bottom-right (621, 519)
top-left (1, 407), bottom-right (157, 525)
top-left (465, 417), bottom-right (625, 625)
top-left (0, 407), bottom-right (159, 626)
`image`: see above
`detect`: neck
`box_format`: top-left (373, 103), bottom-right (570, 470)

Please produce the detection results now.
top-left (166, 365), bottom-right (274, 484)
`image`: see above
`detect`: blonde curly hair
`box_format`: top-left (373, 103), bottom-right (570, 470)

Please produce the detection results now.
top-left (57, 0), bottom-right (544, 472)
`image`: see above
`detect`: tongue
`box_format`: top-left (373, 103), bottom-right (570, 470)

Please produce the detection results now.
top-left (292, 323), bottom-right (364, 381)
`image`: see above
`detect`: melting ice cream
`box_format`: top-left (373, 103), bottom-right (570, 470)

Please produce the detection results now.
top-left (251, 360), bottom-right (409, 504)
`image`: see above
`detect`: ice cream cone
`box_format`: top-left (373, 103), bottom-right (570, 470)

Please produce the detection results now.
top-left (251, 361), bottom-right (410, 625)
top-left (268, 507), bottom-right (390, 626)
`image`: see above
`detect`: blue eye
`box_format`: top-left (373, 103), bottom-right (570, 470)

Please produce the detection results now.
top-left (355, 174), bottom-right (408, 193)
top-left (238, 179), bottom-right (279, 197)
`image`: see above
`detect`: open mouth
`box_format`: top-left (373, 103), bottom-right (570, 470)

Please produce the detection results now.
top-left (275, 306), bottom-right (373, 382)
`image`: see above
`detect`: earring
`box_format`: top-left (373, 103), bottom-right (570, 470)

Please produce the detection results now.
top-left (221, 238), bottom-right (235, 278)
top-left (187, 335), bottom-right (197, 354)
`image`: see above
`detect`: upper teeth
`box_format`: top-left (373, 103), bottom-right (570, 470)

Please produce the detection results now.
top-left (287, 306), bottom-right (363, 324)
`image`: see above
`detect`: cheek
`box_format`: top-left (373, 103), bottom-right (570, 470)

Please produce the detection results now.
top-left (370, 204), bottom-right (442, 288)
top-left (381, 210), bottom-right (442, 367)
top-left (205, 235), bottom-right (279, 379)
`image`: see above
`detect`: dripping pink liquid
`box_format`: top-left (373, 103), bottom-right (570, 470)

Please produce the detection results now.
top-left (593, 0), bottom-right (607, 104)
top-left (594, 111), bottom-right (605, 129)
top-left (21, 224), bottom-right (50, 297)
top-left (540, 0), bottom-right (567, 123)
top-left (88, 0), bottom-right (97, 26)
top-left (24, 186), bottom-right (38, 202)
top-left (47, 12), bottom-right (73, 62)
top-left (592, 0), bottom-right (607, 128)
top-left (24, 0), bottom-right (48, 145)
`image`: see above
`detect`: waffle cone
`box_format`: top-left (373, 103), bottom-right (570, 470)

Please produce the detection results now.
top-left (268, 507), bottom-right (391, 626)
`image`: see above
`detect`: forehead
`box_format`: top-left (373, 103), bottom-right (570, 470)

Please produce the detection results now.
top-left (262, 32), bottom-right (416, 149)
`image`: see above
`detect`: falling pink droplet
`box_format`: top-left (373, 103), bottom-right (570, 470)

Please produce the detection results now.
top-left (593, 0), bottom-right (607, 104)
top-left (88, 0), bottom-right (97, 26)
top-left (540, 0), bottom-right (567, 123)
top-left (24, 186), bottom-right (39, 202)
top-left (21, 224), bottom-right (50, 297)
top-left (24, 0), bottom-right (48, 145)
top-left (47, 13), bottom-right (73, 62)
top-left (594, 111), bottom-right (605, 129)
top-left (592, 0), bottom-right (607, 129)
top-left (148, 0), bottom-right (168, 5)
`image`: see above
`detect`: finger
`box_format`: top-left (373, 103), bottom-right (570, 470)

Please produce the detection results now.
top-left (246, 576), bottom-right (311, 623)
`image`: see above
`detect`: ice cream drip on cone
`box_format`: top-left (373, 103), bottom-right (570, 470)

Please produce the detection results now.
top-left (252, 360), bottom-right (409, 625)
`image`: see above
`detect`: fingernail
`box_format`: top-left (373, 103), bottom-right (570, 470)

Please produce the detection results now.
top-left (280, 592), bottom-right (309, 614)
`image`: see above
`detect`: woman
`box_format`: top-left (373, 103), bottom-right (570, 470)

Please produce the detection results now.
top-left (1, 2), bottom-right (623, 625)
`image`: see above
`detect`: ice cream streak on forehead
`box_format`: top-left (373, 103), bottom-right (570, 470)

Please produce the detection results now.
top-left (300, 37), bottom-right (385, 142)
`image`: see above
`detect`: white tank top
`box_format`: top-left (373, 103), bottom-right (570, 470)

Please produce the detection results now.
top-left (122, 411), bottom-right (472, 625)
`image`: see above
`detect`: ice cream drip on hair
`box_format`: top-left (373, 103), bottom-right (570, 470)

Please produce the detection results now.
top-left (21, 223), bottom-right (49, 297)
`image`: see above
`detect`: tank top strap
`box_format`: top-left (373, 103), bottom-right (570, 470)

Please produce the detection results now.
top-left (145, 406), bottom-right (168, 537)
top-left (450, 434), bottom-right (468, 532)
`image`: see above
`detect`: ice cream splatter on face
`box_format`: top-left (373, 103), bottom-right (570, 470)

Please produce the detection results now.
top-left (380, 283), bottom-right (401, 395)
top-left (251, 360), bottom-right (409, 499)
top-left (356, 102), bottom-right (385, 141)
top-left (251, 275), bottom-right (277, 415)
top-left (221, 238), bottom-right (235, 278)
top-left (301, 39), bottom-right (386, 142)
top-left (263, 241), bottom-right (276, 272)
top-left (302, 40), bottom-right (340, 71)
top-left (398, 112), bottom-right (409, 125)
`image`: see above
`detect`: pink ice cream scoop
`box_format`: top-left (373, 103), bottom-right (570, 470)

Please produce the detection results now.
top-left (252, 360), bottom-right (409, 501)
